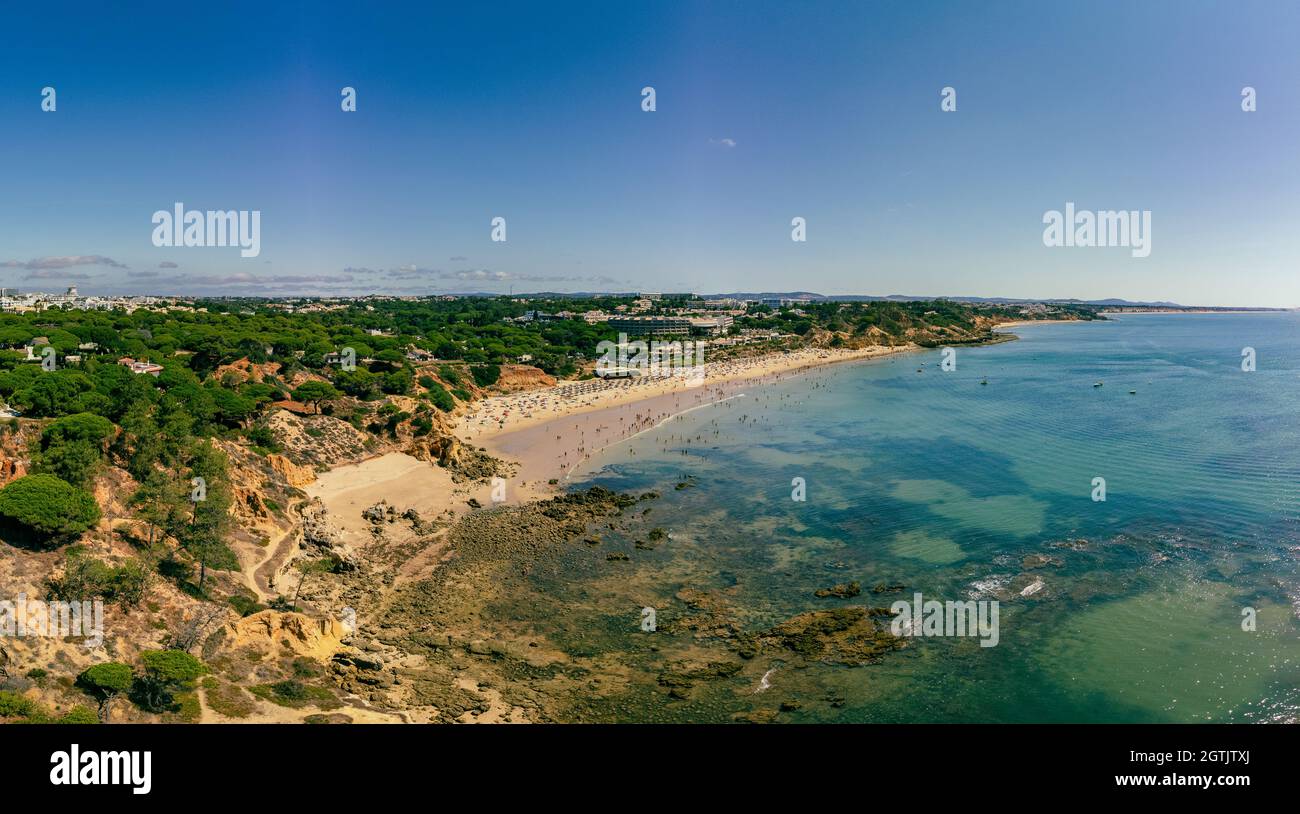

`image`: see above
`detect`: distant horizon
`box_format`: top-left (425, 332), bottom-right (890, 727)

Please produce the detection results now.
top-left (1, 283), bottom-right (1291, 311)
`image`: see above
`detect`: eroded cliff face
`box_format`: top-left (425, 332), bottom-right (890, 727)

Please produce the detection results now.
top-left (260, 404), bottom-right (500, 479)
top-left (216, 610), bottom-right (347, 661)
top-left (492, 364), bottom-right (557, 394)
top-left (397, 409), bottom-right (508, 481)
top-left (212, 358), bottom-right (281, 385)
top-left (0, 383), bottom-right (520, 722)
top-left (0, 422), bottom-right (37, 488)
top-left (265, 410), bottom-right (372, 470)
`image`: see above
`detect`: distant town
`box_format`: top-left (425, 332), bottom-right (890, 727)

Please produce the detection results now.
top-left (5, 286), bottom-right (1278, 320)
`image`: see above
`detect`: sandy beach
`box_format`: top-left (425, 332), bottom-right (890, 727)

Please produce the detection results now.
top-left (471, 344), bottom-right (916, 488)
top-left (460, 345), bottom-right (910, 443)
top-left (303, 326), bottom-right (1082, 527)
top-left (302, 345), bottom-right (918, 528)
top-left (305, 447), bottom-right (549, 529)
top-left (994, 318), bottom-right (1094, 329)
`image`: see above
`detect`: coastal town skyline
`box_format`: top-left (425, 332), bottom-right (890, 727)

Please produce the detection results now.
top-left (0, 284), bottom-right (1282, 313)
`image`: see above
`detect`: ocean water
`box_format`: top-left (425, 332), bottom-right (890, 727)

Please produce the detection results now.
top-left (567, 313), bottom-right (1300, 722)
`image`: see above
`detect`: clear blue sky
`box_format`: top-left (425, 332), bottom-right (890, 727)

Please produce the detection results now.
top-left (1, 0), bottom-right (1298, 305)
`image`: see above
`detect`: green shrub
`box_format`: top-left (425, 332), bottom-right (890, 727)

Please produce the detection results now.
top-left (163, 691), bottom-right (202, 723)
top-left (78, 662), bottom-right (134, 696)
top-left (0, 474), bottom-right (101, 541)
top-left (437, 365), bottom-right (461, 386)
top-left (58, 706), bottom-right (100, 724)
top-left (204, 680), bottom-right (255, 719)
top-left (228, 593), bottom-right (265, 617)
top-left (47, 555), bottom-right (151, 609)
top-left (133, 650), bottom-right (206, 713)
top-left (424, 382), bottom-right (454, 412)
top-left (76, 661), bottom-right (135, 722)
top-left (250, 679), bottom-right (340, 710)
top-left (470, 364), bottom-right (500, 388)
top-left (291, 657), bottom-right (324, 678)
top-left (0, 690), bottom-right (38, 719)
top-left (246, 425), bottom-right (279, 451)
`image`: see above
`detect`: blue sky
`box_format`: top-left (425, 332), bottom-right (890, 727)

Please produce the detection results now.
top-left (1, 0), bottom-right (1298, 305)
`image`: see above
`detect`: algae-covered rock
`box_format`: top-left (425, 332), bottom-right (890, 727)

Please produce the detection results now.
top-left (814, 581), bottom-right (861, 598)
top-left (757, 607), bottom-right (904, 665)
top-left (656, 660), bottom-right (743, 689)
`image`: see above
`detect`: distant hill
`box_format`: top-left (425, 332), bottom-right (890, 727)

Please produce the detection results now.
top-left (708, 292), bottom-right (1189, 307)
top-left (701, 293), bottom-right (1294, 310)
top-left (396, 291), bottom-right (1283, 311)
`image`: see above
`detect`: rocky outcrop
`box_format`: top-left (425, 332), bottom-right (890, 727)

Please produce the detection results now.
top-left (297, 501), bottom-right (359, 570)
top-left (406, 431), bottom-right (510, 482)
top-left (814, 581), bottom-right (861, 598)
top-left (220, 610), bottom-right (347, 662)
top-left (267, 411), bottom-right (369, 469)
top-left (747, 607), bottom-right (905, 666)
top-left (362, 501), bottom-right (395, 524)
top-left (233, 485), bottom-right (271, 521)
top-left (330, 642), bottom-right (399, 694)
top-left (0, 456), bottom-right (25, 488)
top-left (301, 500), bottom-right (339, 546)
top-left (493, 364), bottom-right (557, 394)
top-left (268, 454), bottom-right (316, 487)
top-left (212, 357), bottom-right (281, 386)
top-left (0, 422), bottom-right (37, 488)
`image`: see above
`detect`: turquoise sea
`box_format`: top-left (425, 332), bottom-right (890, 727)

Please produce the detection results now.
top-left (568, 313), bottom-right (1300, 722)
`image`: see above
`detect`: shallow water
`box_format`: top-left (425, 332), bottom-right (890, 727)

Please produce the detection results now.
top-left (560, 313), bottom-right (1300, 722)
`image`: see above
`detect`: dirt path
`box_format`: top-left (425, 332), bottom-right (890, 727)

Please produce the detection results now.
top-left (250, 527), bottom-right (298, 601)
top-left (196, 684), bottom-right (412, 723)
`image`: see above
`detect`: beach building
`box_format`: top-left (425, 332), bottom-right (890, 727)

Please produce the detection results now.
top-left (608, 315), bottom-right (733, 337)
top-left (117, 357), bottom-right (164, 376)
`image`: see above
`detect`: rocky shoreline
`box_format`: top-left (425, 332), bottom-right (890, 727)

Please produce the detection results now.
top-left (287, 475), bottom-right (920, 723)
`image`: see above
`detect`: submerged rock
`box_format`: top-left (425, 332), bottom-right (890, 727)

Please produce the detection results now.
top-left (734, 707), bottom-right (779, 724)
top-left (814, 581), bottom-right (861, 598)
top-left (656, 660), bottom-right (743, 689)
top-left (756, 607), bottom-right (904, 665)
top-left (1021, 553), bottom-right (1061, 569)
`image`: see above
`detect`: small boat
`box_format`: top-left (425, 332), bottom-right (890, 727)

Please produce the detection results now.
top-left (1129, 390), bottom-right (1136, 395)
top-left (980, 378), bottom-right (988, 386)
top-left (1093, 381), bottom-right (1103, 388)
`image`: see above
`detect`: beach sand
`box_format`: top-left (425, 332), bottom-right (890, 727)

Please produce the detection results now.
top-left (470, 345), bottom-right (916, 488)
top-left (303, 346), bottom-right (916, 530)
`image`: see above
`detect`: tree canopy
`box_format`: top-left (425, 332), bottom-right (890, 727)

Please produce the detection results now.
top-left (0, 474), bottom-right (101, 541)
